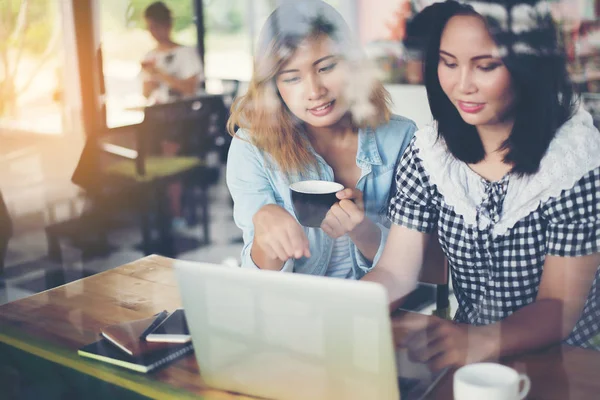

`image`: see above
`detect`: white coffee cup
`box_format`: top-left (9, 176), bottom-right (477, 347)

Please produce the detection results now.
top-left (454, 363), bottom-right (530, 400)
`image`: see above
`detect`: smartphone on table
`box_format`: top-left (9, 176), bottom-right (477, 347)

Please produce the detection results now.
top-left (145, 308), bottom-right (191, 343)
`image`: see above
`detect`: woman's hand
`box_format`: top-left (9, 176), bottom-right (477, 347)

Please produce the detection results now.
top-left (321, 188), bottom-right (366, 238)
top-left (253, 204), bottom-right (311, 262)
top-left (141, 60), bottom-right (158, 74)
top-left (399, 316), bottom-right (497, 372)
top-left (143, 80), bottom-right (160, 98)
top-left (142, 61), bottom-right (169, 84)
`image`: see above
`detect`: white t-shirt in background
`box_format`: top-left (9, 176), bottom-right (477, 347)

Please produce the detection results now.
top-left (142, 45), bottom-right (204, 104)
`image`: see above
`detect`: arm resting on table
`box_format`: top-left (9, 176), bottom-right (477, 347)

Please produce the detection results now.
top-left (476, 253), bottom-right (600, 359)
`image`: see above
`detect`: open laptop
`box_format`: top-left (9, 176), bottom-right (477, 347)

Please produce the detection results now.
top-left (175, 260), bottom-right (444, 400)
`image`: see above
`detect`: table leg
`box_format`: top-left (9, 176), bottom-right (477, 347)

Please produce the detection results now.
top-left (200, 185), bottom-right (210, 245)
top-left (139, 190), bottom-right (153, 256)
top-left (155, 186), bottom-right (175, 257)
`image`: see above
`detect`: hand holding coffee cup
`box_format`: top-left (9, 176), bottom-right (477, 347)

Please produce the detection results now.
top-left (253, 204), bottom-right (311, 261)
top-left (321, 188), bottom-right (365, 239)
top-left (289, 180), bottom-right (345, 228)
top-left (453, 363), bottom-right (530, 400)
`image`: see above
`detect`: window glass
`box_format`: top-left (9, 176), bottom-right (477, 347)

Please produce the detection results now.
top-left (99, 0), bottom-right (198, 128)
top-left (0, 0), bottom-right (67, 135)
top-left (203, 0), bottom-right (277, 82)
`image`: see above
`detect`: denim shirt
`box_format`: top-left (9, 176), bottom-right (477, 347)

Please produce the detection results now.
top-left (226, 115), bottom-right (416, 278)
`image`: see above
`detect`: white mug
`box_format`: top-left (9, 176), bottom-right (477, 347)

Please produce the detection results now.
top-left (454, 363), bottom-right (531, 400)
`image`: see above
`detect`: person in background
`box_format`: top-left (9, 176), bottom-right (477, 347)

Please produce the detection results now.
top-left (141, 1), bottom-right (204, 228)
top-left (141, 1), bottom-right (204, 104)
top-left (226, 0), bottom-right (416, 277)
top-left (364, 0), bottom-right (600, 371)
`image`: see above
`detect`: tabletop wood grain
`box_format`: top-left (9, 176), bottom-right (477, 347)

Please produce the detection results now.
top-left (0, 255), bottom-right (598, 400)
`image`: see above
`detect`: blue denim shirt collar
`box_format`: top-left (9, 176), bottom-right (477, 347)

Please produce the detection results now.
top-left (305, 127), bottom-right (383, 169)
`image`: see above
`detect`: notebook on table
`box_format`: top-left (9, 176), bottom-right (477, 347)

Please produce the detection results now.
top-left (101, 315), bottom-right (175, 357)
top-left (78, 339), bottom-right (194, 373)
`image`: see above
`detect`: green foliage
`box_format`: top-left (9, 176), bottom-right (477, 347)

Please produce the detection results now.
top-left (0, 0), bottom-right (57, 55)
top-left (204, 0), bottom-right (245, 34)
top-left (225, 8), bottom-right (244, 33)
top-left (0, 0), bottom-right (61, 117)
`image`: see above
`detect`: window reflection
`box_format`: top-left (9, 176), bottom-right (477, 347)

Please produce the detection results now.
top-left (203, 0), bottom-right (268, 82)
top-left (0, 0), bottom-right (66, 135)
top-left (100, 0), bottom-right (199, 128)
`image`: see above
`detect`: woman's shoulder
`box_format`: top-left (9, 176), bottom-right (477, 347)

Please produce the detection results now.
top-left (230, 129), bottom-right (259, 152)
top-left (232, 128), bottom-right (251, 141)
top-left (230, 129), bottom-right (269, 158)
top-left (413, 122), bottom-right (438, 140)
top-left (374, 116), bottom-right (441, 149)
top-left (546, 107), bottom-right (600, 167)
top-left (367, 115), bottom-right (416, 166)
top-left (531, 108), bottom-right (600, 201)
top-left (227, 129), bottom-right (270, 171)
top-left (371, 114), bottom-right (417, 153)
top-left (376, 114), bottom-right (417, 134)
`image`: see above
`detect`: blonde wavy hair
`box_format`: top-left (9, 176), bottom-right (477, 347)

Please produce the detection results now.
top-left (227, 0), bottom-right (391, 177)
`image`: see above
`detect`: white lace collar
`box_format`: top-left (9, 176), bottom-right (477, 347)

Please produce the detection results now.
top-left (415, 108), bottom-right (600, 237)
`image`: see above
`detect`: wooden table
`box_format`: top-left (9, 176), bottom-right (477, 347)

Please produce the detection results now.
top-left (0, 255), bottom-right (253, 399)
top-left (0, 255), bottom-right (599, 399)
top-left (428, 342), bottom-right (600, 400)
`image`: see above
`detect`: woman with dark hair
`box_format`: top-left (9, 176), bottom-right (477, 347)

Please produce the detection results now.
top-left (364, 0), bottom-right (600, 370)
top-left (226, 0), bottom-right (416, 277)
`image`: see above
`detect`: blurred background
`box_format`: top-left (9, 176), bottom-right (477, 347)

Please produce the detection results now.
top-left (1, 0), bottom-right (599, 308)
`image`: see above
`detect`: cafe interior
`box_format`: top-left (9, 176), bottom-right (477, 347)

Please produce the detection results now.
top-left (1, 0), bottom-right (599, 399)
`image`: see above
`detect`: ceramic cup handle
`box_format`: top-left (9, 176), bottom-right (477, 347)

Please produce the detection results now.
top-left (518, 374), bottom-right (531, 399)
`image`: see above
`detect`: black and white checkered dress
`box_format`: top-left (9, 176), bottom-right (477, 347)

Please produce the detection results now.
top-left (388, 110), bottom-right (600, 349)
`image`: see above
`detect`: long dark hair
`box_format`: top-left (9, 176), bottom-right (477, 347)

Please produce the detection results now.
top-left (422, 0), bottom-right (577, 175)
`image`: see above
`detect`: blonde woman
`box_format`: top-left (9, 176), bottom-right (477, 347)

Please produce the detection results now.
top-left (226, 0), bottom-right (416, 277)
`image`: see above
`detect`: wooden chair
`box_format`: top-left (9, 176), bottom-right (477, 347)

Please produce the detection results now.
top-left (45, 146), bottom-right (202, 262)
top-left (45, 95), bottom-right (227, 262)
top-left (105, 95), bottom-right (229, 250)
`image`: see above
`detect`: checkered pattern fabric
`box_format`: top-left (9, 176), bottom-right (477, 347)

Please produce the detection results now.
top-left (388, 137), bottom-right (600, 350)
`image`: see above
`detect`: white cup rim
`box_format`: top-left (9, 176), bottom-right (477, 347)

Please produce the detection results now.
top-left (289, 180), bottom-right (344, 195)
top-left (455, 363), bottom-right (520, 388)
